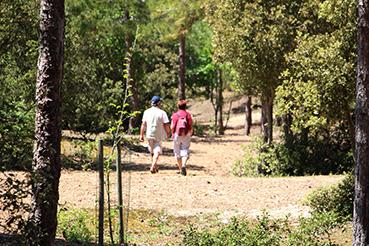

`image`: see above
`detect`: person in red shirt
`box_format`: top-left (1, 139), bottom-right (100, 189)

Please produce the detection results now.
top-left (171, 100), bottom-right (193, 176)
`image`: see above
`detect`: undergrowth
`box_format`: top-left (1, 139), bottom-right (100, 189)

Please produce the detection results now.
top-left (183, 211), bottom-right (346, 246)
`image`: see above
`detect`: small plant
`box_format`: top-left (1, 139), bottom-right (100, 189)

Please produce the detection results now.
top-left (232, 137), bottom-right (264, 177)
top-left (57, 208), bottom-right (94, 243)
top-left (304, 173), bottom-right (354, 221)
top-left (192, 122), bottom-right (209, 137)
top-left (288, 211), bottom-right (342, 245)
top-left (65, 139), bottom-right (97, 170)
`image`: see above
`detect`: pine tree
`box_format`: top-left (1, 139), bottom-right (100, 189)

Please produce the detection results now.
top-left (29, 0), bottom-right (64, 244)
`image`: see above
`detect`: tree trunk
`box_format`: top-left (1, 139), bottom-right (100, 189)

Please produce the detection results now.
top-left (178, 31), bottom-right (186, 100)
top-left (353, 1), bottom-right (369, 244)
top-left (261, 92), bottom-right (273, 144)
top-left (245, 96), bottom-right (252, 135)
top-left (282, 113), bottom-right (293, 141)
top-left (261, 100), bottom-right (267, 142)
top-left (217, 69), bottom-right (224, 135)
top-left (347, 110), bottom-right (355, 158)
top-left (125, 10), bottom-right (140, 130)
top-left (30, 0), bottom-right (64, 244)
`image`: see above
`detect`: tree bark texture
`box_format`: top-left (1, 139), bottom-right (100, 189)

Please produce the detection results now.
top-left (30, 0), bottom-right (64, 244)
top-left (354, 1), bottom-right (369, 244)
top-left (178, 32), bottom-right (186, 100)
top-left (261, 92), bottom-right (273, 144)
top-left (245, 96), bottom-right (252, 136)
top-left (217, 69), bottom-right (224, 135)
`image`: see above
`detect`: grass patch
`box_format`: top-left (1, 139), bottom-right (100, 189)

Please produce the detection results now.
top-left (56, 207), bottom-right (351, 245)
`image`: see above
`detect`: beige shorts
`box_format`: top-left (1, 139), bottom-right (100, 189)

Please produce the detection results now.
top-left (147, 139), bottom-right (162, 155)
top-left (173, 134), bottom-right (191, 159)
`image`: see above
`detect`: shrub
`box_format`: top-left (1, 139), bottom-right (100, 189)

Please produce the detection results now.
top-left (57, 208), bottom-right (94, 243)
top-left (0, 100), bottom-right (34, 170)
top-left (304, 173), bottom-right (354, 221)
top-left (232, 137), bottom-right (265, 177)
top-left (233, 129), bottom-right (354, 177)
top-left (183, 212), bottom-right (341, 246)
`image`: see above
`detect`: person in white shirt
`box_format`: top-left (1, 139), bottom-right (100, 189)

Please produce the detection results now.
top-left (139, 96), bottom-right (170, 173)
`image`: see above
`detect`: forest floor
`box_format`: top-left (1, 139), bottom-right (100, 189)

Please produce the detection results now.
top-left (59, 96), bottom-right (343, 220)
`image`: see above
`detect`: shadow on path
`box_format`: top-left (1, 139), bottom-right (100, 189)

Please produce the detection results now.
top-left (123, 162), bottom-right (205, 173)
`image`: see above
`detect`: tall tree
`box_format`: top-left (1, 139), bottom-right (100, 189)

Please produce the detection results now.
top-left (205, 0), bottom-right (302, 144)
top-left (150, 0), bottom-right (202, 100)
top-left (29, 0), bottom-right (64, 244)
top-left (353, 0), bottom-right (369, 244)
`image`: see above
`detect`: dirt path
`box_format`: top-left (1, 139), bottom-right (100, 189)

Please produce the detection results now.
top-left (59, 97), bottom-right (343, 219)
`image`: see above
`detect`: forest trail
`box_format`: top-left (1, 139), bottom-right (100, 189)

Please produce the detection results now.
top-left (59, 97), bottom-right (343, 219)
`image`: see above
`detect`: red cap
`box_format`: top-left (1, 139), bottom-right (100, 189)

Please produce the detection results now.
top-left (178, 99), bottom-right (187, 106)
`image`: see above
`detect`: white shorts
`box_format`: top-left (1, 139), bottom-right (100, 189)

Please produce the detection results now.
top-left (147, 139), bottom-right (162, 155)
top-left (173, 134), bottom-right (191, 159)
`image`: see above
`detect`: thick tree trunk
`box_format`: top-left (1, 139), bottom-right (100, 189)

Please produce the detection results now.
top-left (353, 1), bottom-right (369, 244)
top-left (30, 0), bottom-right (64, 244)
top-left (245, 96), bottom-right (252, 136)
top-left (261, 92), bottom-right (273, 144)
top-left (178, 31), bottom-right (186, 100)
top-left (217, 69), bottom-right (224, 135)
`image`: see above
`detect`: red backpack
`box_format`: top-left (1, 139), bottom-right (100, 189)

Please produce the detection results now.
top-left (175, 112), bottom-right (189, 136)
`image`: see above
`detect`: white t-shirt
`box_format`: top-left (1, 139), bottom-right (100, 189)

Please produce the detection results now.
top-left (142, 106), bottom-right (169, 140)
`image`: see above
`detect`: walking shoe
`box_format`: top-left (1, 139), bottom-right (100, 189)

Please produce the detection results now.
top-left (150, 165), bottom-right (159, 174)
top-left (181, 166), bottom-right (187, 176)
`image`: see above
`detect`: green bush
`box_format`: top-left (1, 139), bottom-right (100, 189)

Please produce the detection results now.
top-left (233, 127), bottom-right (354, 176)
top-left (183, 212), bottom-right (342, 246)
top-left (57, 208), bottom-right (94, 243)
top-left (304, 173), bottom-right (354, 221)
top-left (0, 100), bottom-right (34, 170)
top-left (232, 138), bottom-right (263, 177)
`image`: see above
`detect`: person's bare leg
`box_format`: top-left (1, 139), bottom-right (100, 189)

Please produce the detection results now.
top-left (176, 157), bottom-right (182, 173)
top-left (150, 152), bottom-right (160, 173)
top-left (181, 156), bottom-right (188, 176)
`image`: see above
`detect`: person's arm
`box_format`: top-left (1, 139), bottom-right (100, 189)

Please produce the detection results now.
top-left (163, 112), bottom-right (171, 138)
top-left (188, 113), bottom-right (193, 136)
top-left (139, 121), bottom-right (146, 142)
top-left (164, 123), bottom-right (171, 138)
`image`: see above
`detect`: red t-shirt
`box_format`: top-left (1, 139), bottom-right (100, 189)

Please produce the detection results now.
top-left (171, 110), bottom-right (192, 136)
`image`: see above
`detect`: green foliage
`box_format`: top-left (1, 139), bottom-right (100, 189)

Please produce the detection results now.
top-left (232, 138), bottom-right (263, 177)
top-left (233, 128), bottom-right (353, 176)
top-left (205, 0), bottom-right (301, 96)
top-left (0, 0), bottom-right (38, 170)
top-left (186, 21), bottom-right (217, 96)
top-left (63, 139), bottom-right (97, 170)
top-left (276, 33), bottom-right (355, 135)
top-left (183, 212), bottom-right (342, 245)
top-left (304, 174), bottom-right (354, 221)
top-left (0, 101), bottom-right (34, 170)
top-left (288, 211), bottom-right (342, 245)
top-left (57, 208), bottom-right (94, 243)
top-left (274, 0), bottom-right (356, 175)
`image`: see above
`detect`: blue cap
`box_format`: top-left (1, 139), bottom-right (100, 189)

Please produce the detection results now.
top-left (151, 95), bottom-right (161, 105)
